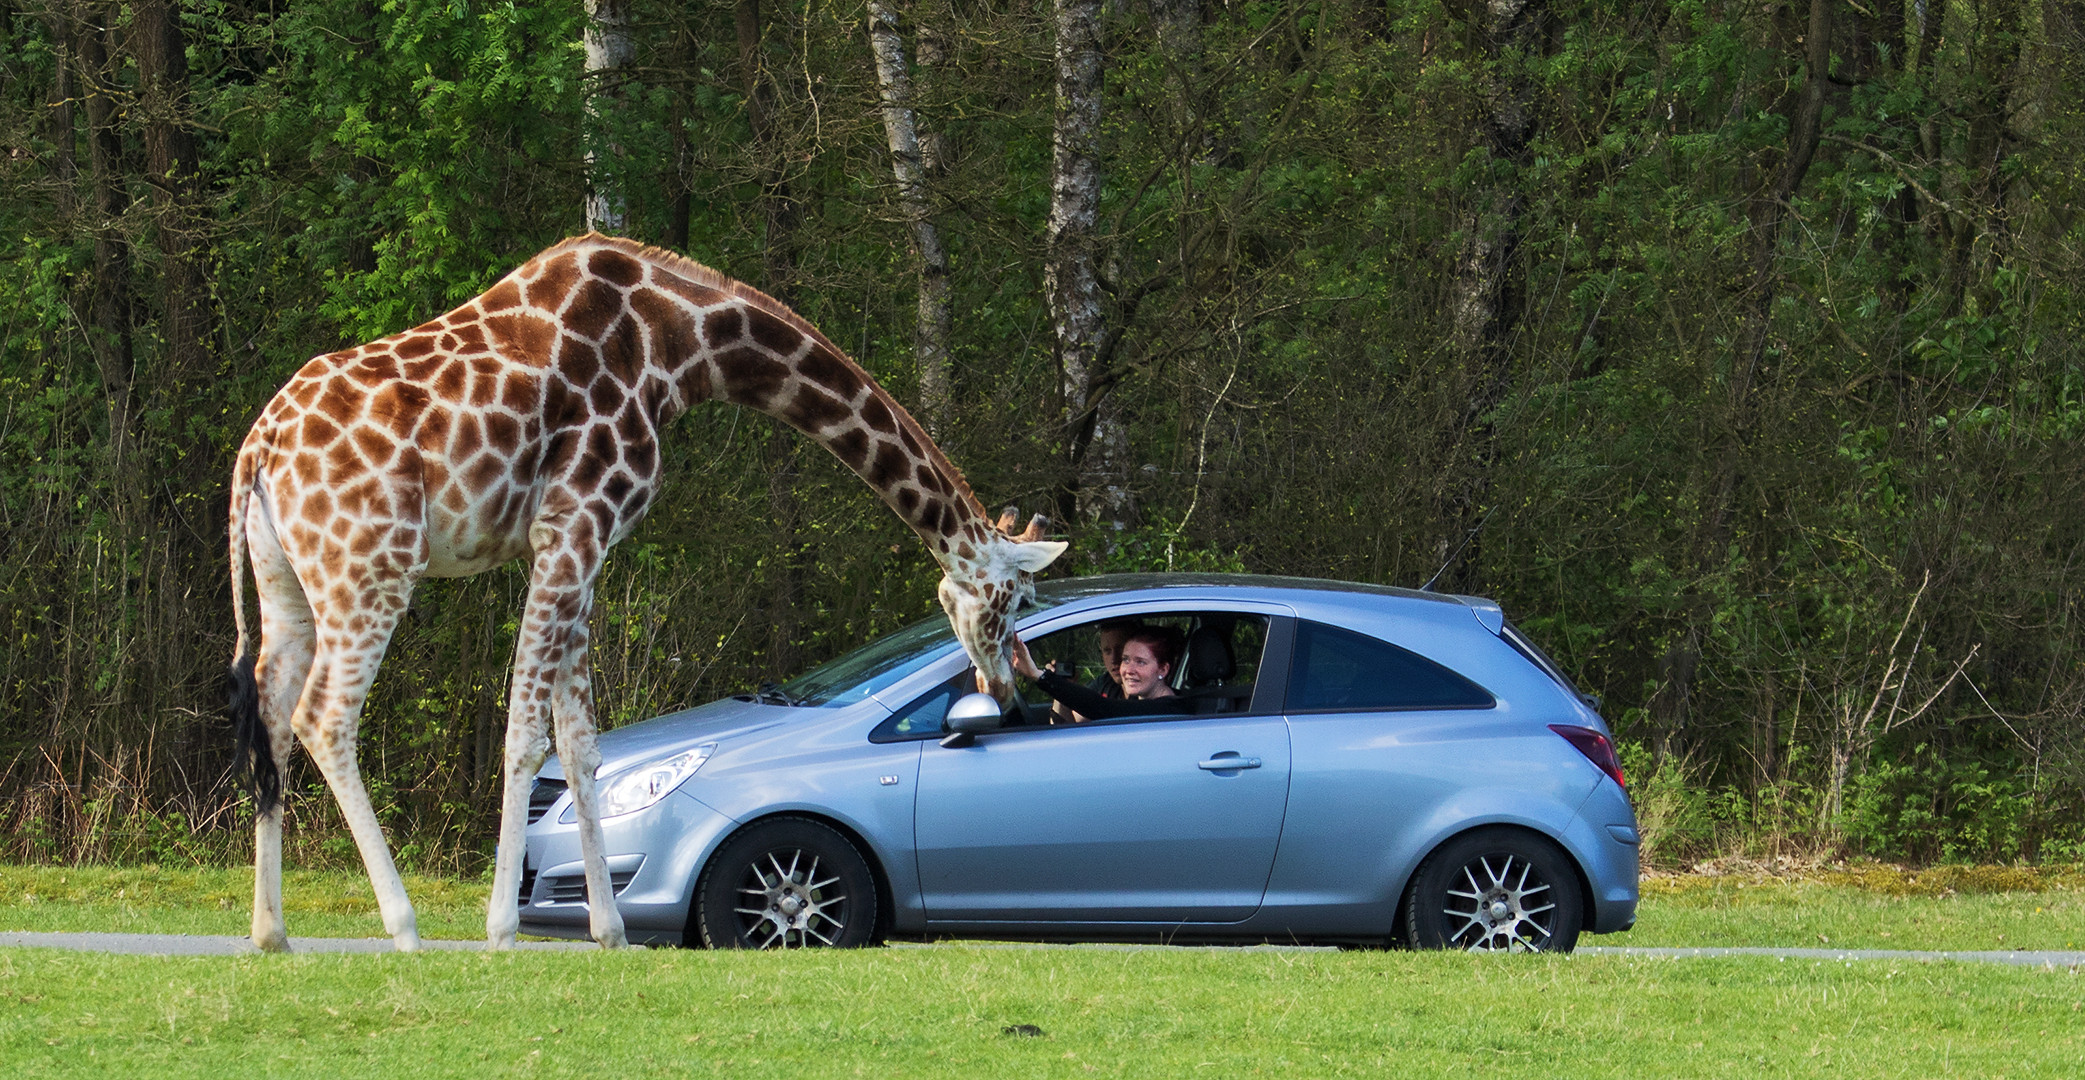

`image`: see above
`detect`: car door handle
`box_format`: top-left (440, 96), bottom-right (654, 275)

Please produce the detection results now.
top-left (1198, 756), bottom-right (1262, 771)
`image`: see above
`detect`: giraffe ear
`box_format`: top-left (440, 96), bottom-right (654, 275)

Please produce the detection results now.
top-left (995, 506), bottom-right (1021, 534)
top-left (1016, 514), bottom-right (1049, 543)
top-left (1009, 539), bottom-right (1068, 573)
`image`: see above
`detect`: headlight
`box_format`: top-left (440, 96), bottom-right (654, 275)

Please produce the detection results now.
top-left (561, 744), bottom-right (717, 822)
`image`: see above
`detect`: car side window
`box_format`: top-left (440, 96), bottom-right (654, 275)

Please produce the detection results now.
top-left (1286, 621), bottom-right (1494, 712)
top-left (1019, 611), bottom-right (1273, 722)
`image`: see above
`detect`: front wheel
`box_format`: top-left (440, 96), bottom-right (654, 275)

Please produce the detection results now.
top-left (694, 818), bottom-right (879, 949)
top-left (1403, 827), bottom-right (1583, 953)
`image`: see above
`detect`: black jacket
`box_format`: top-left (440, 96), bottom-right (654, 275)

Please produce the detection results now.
top-left (1036, 670), bottom-right (1191, 719)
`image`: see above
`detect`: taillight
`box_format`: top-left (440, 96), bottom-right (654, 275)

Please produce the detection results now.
top-left (1549, 724), bottom-right (1625, 788)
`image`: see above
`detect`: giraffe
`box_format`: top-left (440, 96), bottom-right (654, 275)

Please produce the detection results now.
top-left (226, 233), bottom-right (1067, 952)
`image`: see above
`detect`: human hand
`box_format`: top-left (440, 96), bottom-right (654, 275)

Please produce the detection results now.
top-left (1008, 635), bottom-right (1041, 680)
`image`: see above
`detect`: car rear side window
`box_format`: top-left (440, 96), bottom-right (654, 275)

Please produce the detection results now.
top-left (1286, 621), bottom-right (1494, 712)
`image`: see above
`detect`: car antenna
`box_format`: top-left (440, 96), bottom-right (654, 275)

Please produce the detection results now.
top-left (1419, 506), bottom-right (1494, 593)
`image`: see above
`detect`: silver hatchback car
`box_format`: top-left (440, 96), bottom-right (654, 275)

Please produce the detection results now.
top-left (518, 574), bottom-right (1639, 952)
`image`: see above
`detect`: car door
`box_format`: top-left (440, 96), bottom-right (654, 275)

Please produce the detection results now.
top-left (914, 711), bottom-right (1292, 923)
top-left (917, 604), bottom-right (1301, 925)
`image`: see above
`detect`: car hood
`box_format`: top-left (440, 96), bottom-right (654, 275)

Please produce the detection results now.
top-left (535, 697), bottom-right (803, 780)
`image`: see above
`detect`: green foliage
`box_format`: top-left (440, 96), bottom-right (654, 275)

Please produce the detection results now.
top-left (1839, 746), bottom-right (2077, 865)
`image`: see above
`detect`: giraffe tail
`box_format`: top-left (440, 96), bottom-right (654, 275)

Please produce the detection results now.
top-left (226, 449), bottom-right (280, 818)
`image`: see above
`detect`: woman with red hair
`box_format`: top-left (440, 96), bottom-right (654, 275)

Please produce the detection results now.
top-left (1010, 624), bottom-right (1190, 720)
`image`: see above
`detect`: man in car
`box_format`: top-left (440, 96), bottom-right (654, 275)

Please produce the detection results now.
top-left (1051, 618), bottom-right (1144, 722)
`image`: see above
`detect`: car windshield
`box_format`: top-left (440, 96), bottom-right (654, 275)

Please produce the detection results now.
top-left (776, 615), bottom-right (960, 707)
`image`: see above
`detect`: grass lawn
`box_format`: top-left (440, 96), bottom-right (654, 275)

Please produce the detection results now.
top-left (1, 943), bottom-right (2079, 1078)
top-left (3, 864), bottom-right (2082, 1077)
top-left (0, 866), bottom-right (491, 941)
top-left (4, 863), bottom-right (2084, 951)
top-left (1635, 868), bottom-right (2085, 952)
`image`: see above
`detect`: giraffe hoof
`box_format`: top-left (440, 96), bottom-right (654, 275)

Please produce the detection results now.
top-left (252, 934), bottom-right (291, 954)
top-left (393, 933), bottom-right (422, 953)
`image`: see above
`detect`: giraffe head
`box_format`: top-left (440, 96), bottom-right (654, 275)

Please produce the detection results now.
top-left (937, 509), bottom-right (1068, 702)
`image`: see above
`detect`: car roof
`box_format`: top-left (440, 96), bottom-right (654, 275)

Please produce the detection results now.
top-left (1037, 572), bottom-right (1462, 603)
top-left (1032, 572), bottom-right (1503, 629)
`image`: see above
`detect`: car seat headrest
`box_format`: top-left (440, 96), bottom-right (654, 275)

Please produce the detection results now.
top-left (1184, 624), bottom-right (1235, 684)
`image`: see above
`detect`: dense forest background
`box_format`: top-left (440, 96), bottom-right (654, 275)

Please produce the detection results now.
top-left (0, 0), bottom-right (2079, 872)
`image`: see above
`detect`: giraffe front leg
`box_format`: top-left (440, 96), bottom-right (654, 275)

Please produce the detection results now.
top-left (491, 534), bottom-right (626, 948)
top-left (487, 715), bottom-right (550, 950)
top-left (526, 533), bottom-right (628, 949)
top-left (549, 604), bottom-right (628, 949)
top-left (555, 690), bottom-right (629, 949)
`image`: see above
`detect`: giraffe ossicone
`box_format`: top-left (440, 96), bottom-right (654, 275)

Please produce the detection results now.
top-left (226, 233), bottom-right (1066, 951)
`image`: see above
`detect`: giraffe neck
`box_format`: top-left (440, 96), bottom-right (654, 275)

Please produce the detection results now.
top-left (501, 235), bottom-right (993, 567)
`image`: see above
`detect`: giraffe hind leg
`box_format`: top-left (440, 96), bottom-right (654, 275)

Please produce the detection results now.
top-left (246, 497), bottom-right (313, 953)
top-left (292, 574), bottom-right (423, 952)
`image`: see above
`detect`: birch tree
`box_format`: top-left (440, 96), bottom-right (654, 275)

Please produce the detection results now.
top-left (1047, 0), bottom-right (1130, 535)
top-left (866, 0), bottom-right (953, 435)
top-left (583, 0), bottom-right (632, 232)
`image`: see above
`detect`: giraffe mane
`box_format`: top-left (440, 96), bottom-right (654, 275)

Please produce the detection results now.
top-left (547, 233), bottom-right (989, 524)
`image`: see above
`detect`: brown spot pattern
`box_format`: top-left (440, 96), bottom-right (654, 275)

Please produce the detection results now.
top-left (564, 279), bottom-right (624, 341)
top-left (485, 313), bottom-right (556, 361)
top-left (589, 249), bottom-right (644, 287)
top-left (746, 308), bottom-right (804, 356)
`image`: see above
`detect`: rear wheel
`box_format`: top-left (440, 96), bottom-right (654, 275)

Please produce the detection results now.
top-left (1403, 827), bottom-right (1583, 953)
top-left (695, 818), bottom-right (878, 949)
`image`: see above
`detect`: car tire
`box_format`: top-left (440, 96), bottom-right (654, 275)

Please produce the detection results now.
top-left (695, 818), bottom-right (879, 949)
top-left (1403, 827), bottom-right (1583, 953)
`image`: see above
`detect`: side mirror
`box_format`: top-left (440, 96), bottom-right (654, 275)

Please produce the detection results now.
top-left (939, 692), bottom-right (1003, 748)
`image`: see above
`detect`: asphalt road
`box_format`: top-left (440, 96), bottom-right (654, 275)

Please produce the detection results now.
top-left (2, 932), bottom-right (2080, 967)
top-left (0, 932), bottom-right (590, 955)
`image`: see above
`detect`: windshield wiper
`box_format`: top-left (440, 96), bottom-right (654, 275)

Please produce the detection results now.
top-left (731, 681), bottom-right (803, 707)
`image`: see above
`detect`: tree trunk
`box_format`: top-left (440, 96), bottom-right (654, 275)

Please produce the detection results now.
top-left (1145, 0), bottom-right (1201, 57)
top-left (1649, 0), bottom-right (1836, 746)
top-left (737, 0), bottom-right (805, 676)
top-left (1433, 0), bottom-right (1549, 594)
top-left (131, 0), bottom-right (215, 523)
top-left (866, 0), bottom-right (953, 436)
top-left (737, 0), bottom-right (796, 293)
top-left (663, 17), bottom-right (694, 252)
top-left (41, 6), bottom-right (78, 218)
top-left (72, 3), bottom-right (138, 483)
top-left (583, 0), bottom-right (633, 232)
top-left (1947, 0), bottom-right (2024, 315)
top-left (1047, 0), bottom-right (1130, 538)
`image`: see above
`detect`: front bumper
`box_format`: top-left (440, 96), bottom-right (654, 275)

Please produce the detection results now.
top-left (518, 786), bottom-right (739, 946)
